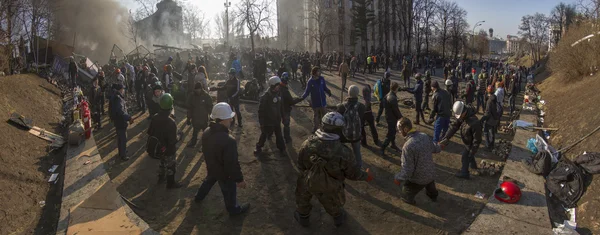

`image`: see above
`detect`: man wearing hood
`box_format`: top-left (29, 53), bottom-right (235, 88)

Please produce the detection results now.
top-left (186, 83), bottom-right (213, 148)
top-left (109, 84), bottom-right (135, 161)
top-left (294, 112), bottom-right (374, 228)
top-left (336, 85), bottom-right (366, 167)
top-left (439, 101), bottom-right (482, 179)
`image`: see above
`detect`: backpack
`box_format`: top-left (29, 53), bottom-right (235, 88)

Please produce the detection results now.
top-left (342, 103), bottom-right (362, 142)
top-left (304, 155), bottom-right (342, 193)
top-left (546, 158), bottom-right (585, 208)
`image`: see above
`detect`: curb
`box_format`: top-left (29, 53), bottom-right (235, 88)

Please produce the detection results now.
top-left (56, 134), bottom-right (158, 235)
top-left (464, 107), bottom-right (551, 234)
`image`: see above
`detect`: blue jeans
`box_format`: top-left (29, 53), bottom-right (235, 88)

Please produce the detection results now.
top-left (351, 141), bottom-right (363, 168)
top-left (433, 117), bottom-right (450, 142)
top-left (116, 128), bottom-right (127, 158)
top-left (195, 175), bottom-right (242, 214)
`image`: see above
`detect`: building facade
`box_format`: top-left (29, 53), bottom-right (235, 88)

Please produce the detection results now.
top-left (135, 0), bottom-right (185, 47)
top-left (506, 35), bottom-right (519, 54)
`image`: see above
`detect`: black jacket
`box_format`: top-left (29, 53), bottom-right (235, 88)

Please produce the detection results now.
top-left (202, 122), bottom-right (244, 182)
top-left (224, 77), bottom-right (241, 104)
top-left (147, 109), bottom-right (178, 156)
top-left (443, 106), bottom-right (482, 154)
top-left (258, 89), bottom-right (282, 126)
top-left (385, 91), bottom-right (403, 123)
top-left (481, 94), bottom-right (500, 126)
top-left (135, 73), bottom-right (147, 91)
top-left (280, 85), bottom-right (297, 113)
top-left (109, 92), bottom-right (131, 129)
top-left (187, 88), bottom-right (213, 130)
top-left (146, 89), bottom-right (160, 117)
top-left (424, 78), bottom-right (432, 94)
top-left (90, 85), bottom-right (103, 113)
top-left (464, 80), bottom-right (475, 103)
top-left (430, 89), bottom-right (452, 119)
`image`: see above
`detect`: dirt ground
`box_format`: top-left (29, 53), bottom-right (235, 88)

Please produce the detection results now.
top-left (94, 68), bottom-right (511, 235)
top-left (0, 74), bottom-right (65, 235)
top-left (538, 72), bottom-right (600, 235)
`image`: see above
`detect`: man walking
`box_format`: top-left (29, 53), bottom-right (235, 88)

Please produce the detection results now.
top-left (194, 103), bottom-right (250, 215)
top-left (294, 112), bottom-right (373, 228)
top-left (375, 72), bottom-right (392, 124)
top-left (427, 81), bottom-right (452, 143)
top-left (255, 76), bottom-right (286, 156)
top-left (404, 73), bottom-right (425, 124)
top-left (186, 83), bottom-right (213, 148)
top-left (422, 71), bottom-right (432, 111)
top-left (507, 74), bottom-right (518, 115)
top-left (297, 67), bottom-right (332, 133)
top-left (109, 84), bottom-right (134, 161)
top-left (439, 101), bottom-right (482, 179)
top-left (339, 60), bottom-right (350, 92)
top-left (380, 82), bottom-right (403, 155)
top-left (476, 71), bottom-right (488, 113)
top-left (135, 66), bottom-right (149, 113)
top-left (148, 94), bottom-right (182, 188)
top-left (361, 85), bottom-right (380, 147)
top-left (68, 56), bottom-right (78, 88)
top-left (394, 117), bottom-right (441, 205)
top-left (336, 85), bottom-right (366, 167)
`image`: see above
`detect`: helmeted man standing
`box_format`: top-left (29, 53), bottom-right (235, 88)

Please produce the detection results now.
top-left (194, 103), bottom-right (250, 215)
top-left (255, 76), bottom-right (286, 156)
top-left (294, 112), bottom-right (374, 228)
top-left (148, 93), bottom-right (182, 188)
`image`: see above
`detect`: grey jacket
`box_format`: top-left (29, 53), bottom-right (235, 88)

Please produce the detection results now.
top-left (395, 132), bottom-right (441, 185)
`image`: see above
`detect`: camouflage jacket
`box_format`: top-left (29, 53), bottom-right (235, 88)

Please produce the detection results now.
top-left (298, 135), bottom-right (368, 183)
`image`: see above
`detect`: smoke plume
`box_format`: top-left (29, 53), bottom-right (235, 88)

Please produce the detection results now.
top-left (51, 0), bottom-right (132, 62)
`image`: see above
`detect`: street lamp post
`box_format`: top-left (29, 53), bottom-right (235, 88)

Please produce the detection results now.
top-left (471, 20), bottom-right (485, 60)
top-left (225, 0), bottom-right (232, 47)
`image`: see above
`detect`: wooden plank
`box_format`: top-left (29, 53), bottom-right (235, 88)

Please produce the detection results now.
top-left (31, 126), bottom-right (63, 140)
top-left (29, 128), bottom-right (65, 145)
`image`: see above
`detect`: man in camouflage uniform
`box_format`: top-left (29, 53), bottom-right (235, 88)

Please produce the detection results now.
top-left (294, 112), bottom-right (374, 228)
top-left (147, 93), bottom-right (182, 188)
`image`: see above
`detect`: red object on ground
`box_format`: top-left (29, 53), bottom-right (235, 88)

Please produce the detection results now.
top-left (494, 181), bottom-right (522, 203)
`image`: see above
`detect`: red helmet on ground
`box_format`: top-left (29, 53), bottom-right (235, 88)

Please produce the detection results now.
top-left (494, 181), bottom-right (521, 203)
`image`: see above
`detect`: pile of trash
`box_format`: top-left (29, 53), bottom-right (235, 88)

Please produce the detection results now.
top-left (473, 160), bottom-right (505, 176)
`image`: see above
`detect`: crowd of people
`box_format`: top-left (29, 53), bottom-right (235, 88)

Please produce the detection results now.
top-left (78, 46), bottom-right (532, 227)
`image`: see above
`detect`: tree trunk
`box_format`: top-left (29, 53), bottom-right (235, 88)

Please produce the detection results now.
top-left (250, 31), bottom-right (256, 55)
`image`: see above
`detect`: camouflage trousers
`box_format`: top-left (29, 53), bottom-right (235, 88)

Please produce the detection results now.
top-left (158, 154), bottom-right (177, 177)
top-left (295, 176), bottom-right (345, 217)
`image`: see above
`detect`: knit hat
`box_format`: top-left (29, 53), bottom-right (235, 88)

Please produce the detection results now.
top-left (431, 81), bottom-right (439, 89)
top-left (194, 82), bottom-right (204, 89)
top-left (348, 85), bottom-right (359, 98)
top-left (114, 84), bottom-right (124, 90)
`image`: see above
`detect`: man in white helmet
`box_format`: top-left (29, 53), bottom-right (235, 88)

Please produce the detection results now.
top-left (294, 112), bottom-right (374, 228)
top-left (254, 76), bottom-right (286, 156)
top-left (194, 102), bottom-right (250, 215)
top-left (439, 101), bottom-right (482, 179)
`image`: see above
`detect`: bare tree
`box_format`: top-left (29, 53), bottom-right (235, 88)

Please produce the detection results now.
top-left (550, 2), bottom-right (577, 40)
top-left (124, 11), bottom-right (141, 59)
top-left (435, 0), bottom-right (456, 60)
top-left (351, 0), bottom-right (375, 56)
top-left (183, 5), bottom-right (209, 41)
top-left (449, 5), bottom-right (467, 60)
top-left (576, 0), bottom-right (600, 20)
top-left (519, 13), bottom-right (549, 63)
top-left (214, 11), bottom-right (235, 43)
top-left (398, 0), bottom-right (414, 54)
top-left (422, 0), bottom-right (437, 56)
top-left (473, 29), bottom-right (489, 59)
top-left (305, 0), bottom-right (337, 54)
top-left (235, 0), bottom-right (274, 54)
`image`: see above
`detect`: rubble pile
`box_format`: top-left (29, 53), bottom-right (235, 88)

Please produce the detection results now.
top-left (473, 160), bottom-right (506, 176)
top-left (492, 139), bottom-right (512, 160)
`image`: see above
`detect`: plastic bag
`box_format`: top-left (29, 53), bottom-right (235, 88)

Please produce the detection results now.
top-left (527, 138), bottom-right (538, 154)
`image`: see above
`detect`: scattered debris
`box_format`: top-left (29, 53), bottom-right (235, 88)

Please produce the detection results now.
top-left (48, 165), bottom-right (59, 173)
top-left (475, 191), bottom-right (486, 199)
top-left (84, 160), bottom-right (91, 165)
top-left (48, 173), bottom-right (59, 183)
top-left (38, 201), bottom-right (45, 207)
top-left (476, 160), bottom-right (505, 176)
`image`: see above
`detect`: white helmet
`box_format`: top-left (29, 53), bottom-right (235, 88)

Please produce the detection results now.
top-left (321, 112), bottom-right (345, 127)
top-left (452, 101), bottom-right (465, 119)
top-left (268, 76), bottom-right (281, 86)
top-left (445, 79), bottom-right (453, 86)
top-left (210, 102), bottom-right (236, 120)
